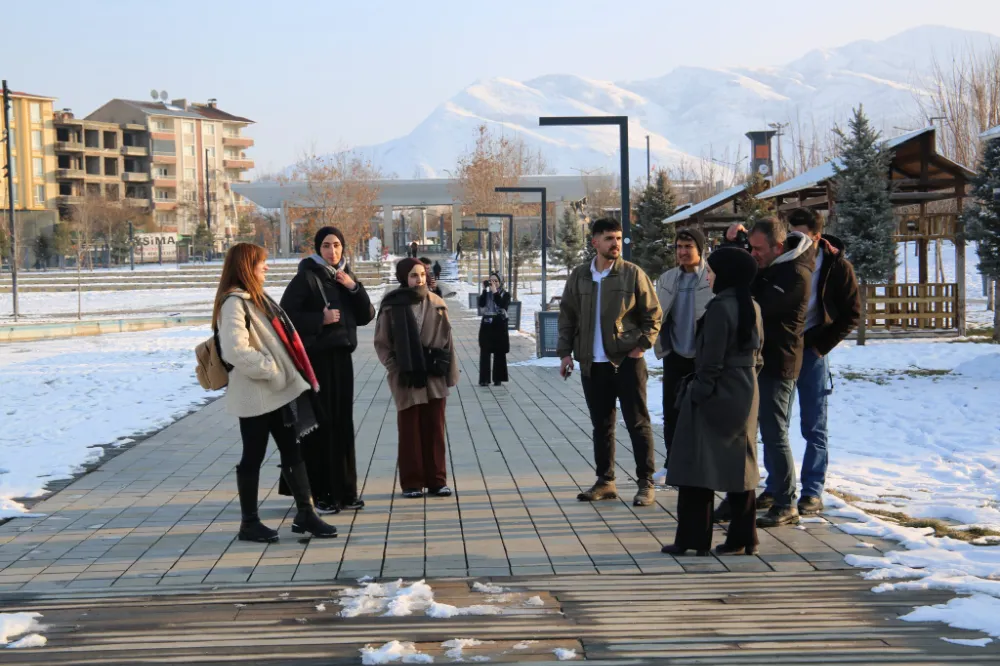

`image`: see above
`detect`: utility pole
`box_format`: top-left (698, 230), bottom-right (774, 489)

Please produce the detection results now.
top-left (646, 134), bottom-right (651, 188)
top-left (2, 80), bottom-right (18, 320)
top-left (768, 121), bottom-right (789, 180)
top-left (128, 221), bottom-right (134, 271)
top-left (204, 149), bottom-right (212, 261)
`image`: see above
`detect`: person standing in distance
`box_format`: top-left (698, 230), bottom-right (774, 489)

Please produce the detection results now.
top-left (787, 208), bottom-right (860, 515)
top-left (557, 218), bottom-right (663, 507)
top-left (653, 228), bottom-right (713, 479)
top-left (477, 271), bottom-right (511, 387)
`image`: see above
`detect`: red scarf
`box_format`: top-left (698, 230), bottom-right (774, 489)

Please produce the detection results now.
top-left (264, 296), bottom-right (320, 392)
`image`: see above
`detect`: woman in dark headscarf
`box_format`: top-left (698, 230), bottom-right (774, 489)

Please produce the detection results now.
top-left (476, 271), bottom-right (511, 387)
top-left (374, 258), bottom-right (460, 499)
top-left (663, 247), bottom-right (764, 557)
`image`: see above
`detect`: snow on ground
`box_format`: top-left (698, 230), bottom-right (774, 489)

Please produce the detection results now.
top-left (0, 288), bottom-right (232, 319)
top-left (0, 326), bottom-right (222, 518)
top-left (337, 579), bottom-right (501, 619)
top-left (359, 640), bottom-right (433, 664)
top-left (897, 240), bottom-right (993, 330)
top-left (0, 613), bottom-right (44, 647)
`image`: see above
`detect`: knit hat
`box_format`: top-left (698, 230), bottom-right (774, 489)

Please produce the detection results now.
top-left (395, 257), bottom-right (421, 285)
top-left (707, 247), bottom-right (758, 346)
top-left (676, 227), bottom-right (706, 257)
top-left (314, 226), bottom-right (346, 255)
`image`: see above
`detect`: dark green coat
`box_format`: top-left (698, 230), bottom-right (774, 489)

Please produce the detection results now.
top-left (667, 289), bottom-right (763, 492)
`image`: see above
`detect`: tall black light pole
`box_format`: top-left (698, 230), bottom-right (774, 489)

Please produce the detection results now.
top-left (495, 186), bottom-right (547, 308)
top-left (475, 212), bottom-right (513, 288)
top-left (2, 80), bottom-right (18, 319)
top-left (539, 116), bottom-right (630, 260)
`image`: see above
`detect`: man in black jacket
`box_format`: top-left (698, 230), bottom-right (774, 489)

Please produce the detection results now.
top-left (788, 208), bottom-right (861, 515)
top-left (723, 218), bottom-right (813, 527)
top-left (280, 226), bottom-right (375, 513)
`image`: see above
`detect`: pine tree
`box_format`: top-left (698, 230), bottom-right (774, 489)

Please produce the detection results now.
top-left (511, 232), bottom-right (539, 300)
top-left (193, 222), bottom-right (214, 259)
top-left (739, 172), bottom-right (775, 226)
top-left (833, 105), bottom-right (896, 346)
top-left (964, 135), bottom-right (1000, 341)
top-left (33, 233), bottom-right (52, 269)
top-left (236, 214), bottom-right (257, 243)
top-left (551, 207), bottom-right (584, 275)
top-left (630, 169), bottom-right (677, 277)
top-left (52, 223), bottom-right (71, 267)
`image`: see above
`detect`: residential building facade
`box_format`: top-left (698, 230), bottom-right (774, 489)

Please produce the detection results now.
top-left (1, 90), bottom-right (59, 222)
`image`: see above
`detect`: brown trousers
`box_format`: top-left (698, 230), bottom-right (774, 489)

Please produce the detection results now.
top-left (397, 398), bottom-right (447, 490)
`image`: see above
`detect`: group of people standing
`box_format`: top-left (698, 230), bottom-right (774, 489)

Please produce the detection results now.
top-left (212, 228), bottom-right (458, 543)
top-left (557, 210), bottom-right (859, 556)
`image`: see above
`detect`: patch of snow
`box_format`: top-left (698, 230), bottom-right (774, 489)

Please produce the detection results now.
top-left (942, 636), bottom-right (993, 647)
top-left (360, 641), bottom-right (434, 665)
top-left (552, 647), bottom-right (578, 660)
top-left (902, 595), bottom-right (1000, 639)
top-left (315, 603), bottom-right (326, 612)
top-left (442, 638), bottom-right (492, 660)
top-left (512, 640), bottom-right (537, 650)
top-left (524, 596), bottom-right (544, 607)
top-left (0, 613), bottom-right (43, 645)
top-left (339, 579), bottom-right (501, 620)
top-left (6, 634), bottom-right (46, 649)
top-left (426, 602), bottom-right (501, 619)
top-left (856, 542), bottom-right (877, 549)
top-left (357, 575), bottom-right (374, 583)
top-left (471, 582), bottom-right (507, 594)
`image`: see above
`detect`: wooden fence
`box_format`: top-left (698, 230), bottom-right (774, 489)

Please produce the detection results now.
top-left (864, 282), bottom-right (957, 330)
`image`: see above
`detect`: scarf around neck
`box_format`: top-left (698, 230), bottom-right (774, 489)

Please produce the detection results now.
top-left (380, 287), bottom-right (429, 389)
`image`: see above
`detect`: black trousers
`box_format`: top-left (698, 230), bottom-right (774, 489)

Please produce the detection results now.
top-left (580, 358), bottom-right (656, 483)
top-left (238, 408), bottom-right (303, 470)
top-left (673, 486), bottom-right (758, 551)
top-left (284, 349), bottom-right (358, 504)
top-left (479, 348), bottom-right (508, 384)
top-left (661, 352), bottom-right (696, 463)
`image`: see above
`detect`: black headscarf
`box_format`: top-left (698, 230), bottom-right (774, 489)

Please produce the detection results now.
top-left (707, 247), bottom-right (758, 347)
top-left (314, 226), bottom-right (346, 255)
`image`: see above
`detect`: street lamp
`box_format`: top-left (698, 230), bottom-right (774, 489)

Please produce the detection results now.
top-left (495, 186), bottom-right (548, 309)
top-left (475, 212), bottom-right (513, 287)
top-left (538, 115), bottom-right (631, 260)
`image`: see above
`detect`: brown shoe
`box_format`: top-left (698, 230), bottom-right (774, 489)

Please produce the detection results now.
top-left (577, 480), bottom-right (618, 502)
top-left (633, 481), bottom-right (655, 507)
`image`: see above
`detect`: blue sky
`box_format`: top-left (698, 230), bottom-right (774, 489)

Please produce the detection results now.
top-left (4, 0), bottom-right (998, 172)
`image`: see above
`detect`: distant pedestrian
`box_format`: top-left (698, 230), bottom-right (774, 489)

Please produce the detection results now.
top-left (557, 218), bottom-right (663, 507)
top-left (663, 247), bottom-right (763, 557)
top-left (653, 228), bottom-right (712, 477)
top-left (374, 258), bottom-right (460, 499)
top-left (478, 272), bottom-right (511, 387)
top-left (419, 256), bottom-right (443, 297)
top-left (280, 227), bottom-right (375, 514)
top-left (787, 208), bottom-right (860, 515)
top-left (214, 243), bottom-right (337, 542)
top-left (456, 239), bottom-right (463, 261)
top-left (433, 260), bottom-right (442, 281)
top-left (720, 219), bottom-right (813, 528)
top-left (410, 240), bottom-right (419, 258)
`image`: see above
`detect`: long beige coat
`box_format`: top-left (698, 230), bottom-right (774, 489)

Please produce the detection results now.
top-left (373, 291), bottom-right (459, 412)
top-left (218, 290), bottom-right (310, 418)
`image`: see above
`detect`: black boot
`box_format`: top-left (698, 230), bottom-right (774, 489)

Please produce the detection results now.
top-left (281, 462), bottom-right (338, 538)
top-left (236, 465), bottom-right (279, 543)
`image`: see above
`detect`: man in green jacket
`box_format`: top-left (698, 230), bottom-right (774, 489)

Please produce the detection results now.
top-left (557, 218), bottom-right (663, 506)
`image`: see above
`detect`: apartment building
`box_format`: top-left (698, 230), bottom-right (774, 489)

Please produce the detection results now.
top-left (83, 97), bottom-right (255, 241)
top-left (0, 90), bottom-right (59, 231)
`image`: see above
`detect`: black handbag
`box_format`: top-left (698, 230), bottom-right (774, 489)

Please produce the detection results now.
top-left (424, 347), bottom-right (451, 378)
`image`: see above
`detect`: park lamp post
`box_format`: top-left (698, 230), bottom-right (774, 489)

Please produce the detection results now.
top-left (475, 212), bottom-right (513, 288)
top-left (495, 186), bottom-right (548, 309)
top-left (538, 115), bottom-right (631, 261)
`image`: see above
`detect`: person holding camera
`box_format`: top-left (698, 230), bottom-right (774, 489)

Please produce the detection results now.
top-left (477, 271), bottom-right (511, 387)
top-left (420, 256), bottom-right (443, 297)
top-left (374, 258), bottom-right (460, 499)
top-left (280, 227), bottom-right (375, 514)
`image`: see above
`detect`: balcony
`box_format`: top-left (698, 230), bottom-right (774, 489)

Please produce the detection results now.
top-left (152, 153), bottom-right (177, 165)
top-left (154, 200), bottom-right (177, 211)
top-left (122, 172), bottom-right (151, 183)
top-left (122, 145), bottom-right (148, 157)
top-left (151, 131), bottom-right (175, 141)
top-left (56, 168), bottom-right (84, 179)
top-left (222, 136), bottom-right (254, 148)
top-left (223, 158), bottom-right (254, 170)
top-left (56, 195), bottom-right (83, 205)
top-left (125, 197), bottom-right (150, 208)
top-left (55, 141), bottom-right (84, 152)
top-left (153, 178), bottom-right (177, 188)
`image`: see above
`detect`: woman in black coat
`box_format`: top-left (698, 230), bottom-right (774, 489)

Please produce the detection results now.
top-left (279, 226), bottom-right (375, 513)
top-left (477, 271), bottom-right (510, 387)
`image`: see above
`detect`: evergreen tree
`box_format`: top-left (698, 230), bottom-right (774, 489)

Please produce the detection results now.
top-left (833, 105), bottom-right (895, 346)
top-left (551, 207), bottom-right (584, 275)
top-left (193, 222), bottom-right (214, 259)
top-left (52, 223), bottom-right (72, 267)
top-left (511, 232), bottom-right (539, 300)
top-left (963, 134), bottom-right (1000, 341)
top-left (631, 169), bottom-right (677, 277)
top-left (738, 172), bottom-right (775, 226)
top-left (33, 233), bottom-right (52, 269)
top-left (237, 214), bottom-right (257, 243)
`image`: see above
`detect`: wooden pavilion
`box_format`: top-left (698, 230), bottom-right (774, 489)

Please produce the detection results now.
top-left (756, 127), bottom-right (974, 335)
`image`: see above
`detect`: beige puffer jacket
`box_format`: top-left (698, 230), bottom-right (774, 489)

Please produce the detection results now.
top-left (217, 290), bottom-right (310, 418)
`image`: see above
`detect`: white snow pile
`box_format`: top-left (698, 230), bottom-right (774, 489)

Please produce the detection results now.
top-left (338, 579), bottom-right (500, 619)
top-left (902, 595), bottom-right (1000, 642)
top-left (552, 647), bottom-right (578, 660)
top-left (1, 612), bottom-right (45, 649)
top-left (471, 582), bottom-right (507, 594)
top-left (524, 596), bottom-right (545, 607)
top-left (512, 640), bottom-right (537, 650)
top-left (359, 641), bottom-right (433, 665)
top-left (942, 636), bottom-right (994, 647)
top-left (441, 638), bottom-right (493, 661)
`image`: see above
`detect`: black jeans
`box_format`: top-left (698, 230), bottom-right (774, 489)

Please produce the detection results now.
top-left (673, 486), bottom-right (757, 552)
top-left (479, 349), bottom-right (508, 384)
top-left (238, 408), bottom-right (303, 471)
top-left (580, 358), bottom-right (656, 483)
top-left (661, 352), bottom-right (695, 463)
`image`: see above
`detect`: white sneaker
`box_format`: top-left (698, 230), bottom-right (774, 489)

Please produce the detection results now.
top-left (652, 468), bottom-right (667, 485)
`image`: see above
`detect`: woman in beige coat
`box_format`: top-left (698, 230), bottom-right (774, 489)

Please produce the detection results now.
top-left (374, 258), bottom-right (459, 499)
top-left (214, 243), bottom-right (337, 542)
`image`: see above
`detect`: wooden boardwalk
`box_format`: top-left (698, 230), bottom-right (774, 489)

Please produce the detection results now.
top-left (1, 299), bottom-right (996, 662)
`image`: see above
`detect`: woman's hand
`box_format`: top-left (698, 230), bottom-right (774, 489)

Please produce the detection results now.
top-left (323, 308), bottom-right (341, 325)
top-left (335, 271), bottom-right (357, 291)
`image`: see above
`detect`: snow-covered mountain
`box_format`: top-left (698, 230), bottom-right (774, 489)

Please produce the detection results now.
top-left (358, 25), bottom-right (999, 179)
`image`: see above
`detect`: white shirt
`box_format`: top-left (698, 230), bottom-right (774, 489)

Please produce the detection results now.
top-left (590, 259), bottom-right (612, 363)
top-left (805, 248), bottom-right (824, 331)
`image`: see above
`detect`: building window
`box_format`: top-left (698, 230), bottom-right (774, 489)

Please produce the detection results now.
top-left (155, 167), bottom-right (170, 178)
top-left (184, 167), bottom-right (196, 180)
top-left (184, 190), bottom-right (196, 202)
top-left (35, 185), bottom-right (45, 204)
top-left (153, 120), bottom-right (170, 131)
top-left (156, 189), bottom-right (172, 200)
top-left (33, 157), bottom-right (43, 177)
top-left (152, 139), bottom-right (176, 155)
top-left (29, 103), bottom-right (41, 123)
top-left (32, 130), bottom-right (42, 150)
top-left (203, 124), bottom-right (215, 135)
top-left (184, 145), bottom-right (195, 157)
top-left (183, 122), bottom-right (194, 133)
